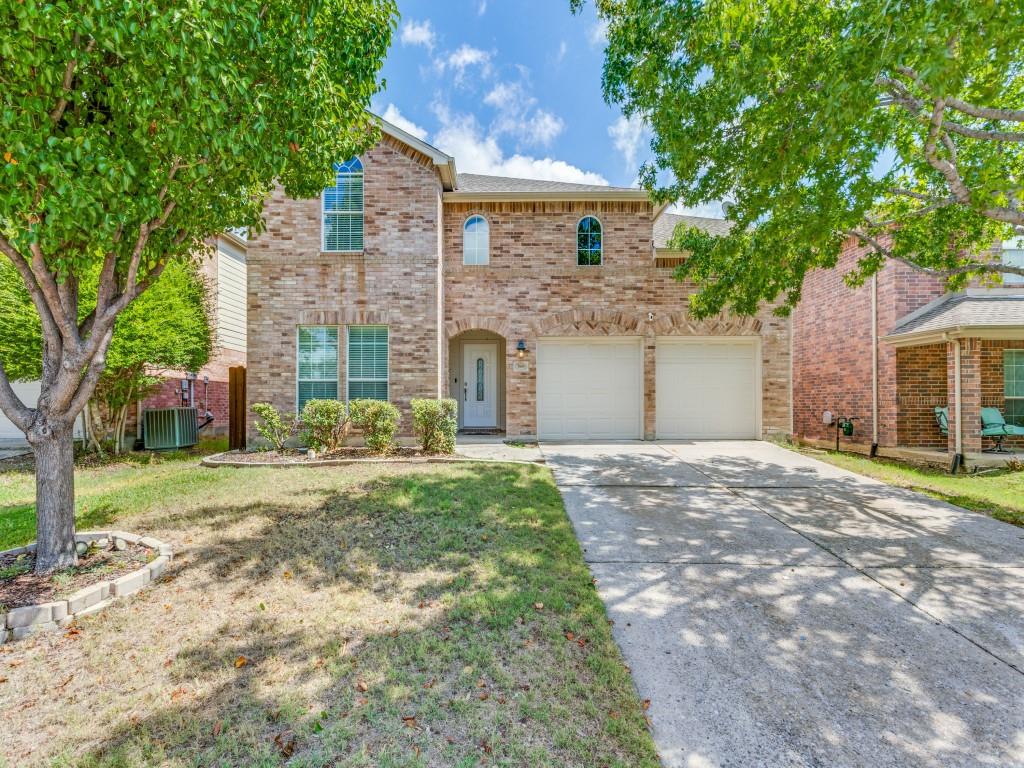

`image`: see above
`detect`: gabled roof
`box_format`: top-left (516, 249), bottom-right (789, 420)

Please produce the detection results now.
top-left (444, 172), bottom-right (654, 207)
top-left (375, 115), bottom-right (458, 190)
top-left (883, 288), bottom-right (1024, 346)
top-left (653, 213), bottom-right (732, 249)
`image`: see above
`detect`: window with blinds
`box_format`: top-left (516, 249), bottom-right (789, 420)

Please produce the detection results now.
top-left (1006, 350), bottom-right (1024, 427)
top-left (297, 326), bottom-right (339, 411)
top-left (347, 326), bottom-right (389, 401)
top-left (322, 158), bottom-right (364, 252)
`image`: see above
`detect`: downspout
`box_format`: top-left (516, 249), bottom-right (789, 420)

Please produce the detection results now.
top-left (952, 337), bottom-right (963, 473)
top-left (870, 274), bottom-right (879, 457)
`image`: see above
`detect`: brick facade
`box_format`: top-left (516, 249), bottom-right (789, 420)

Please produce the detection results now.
top-left (245, 133), bottom-right (791, 443)
top-left (793, 239), bottom-right (946, 448)
top-left (895, 344), bottom-right (947, 448)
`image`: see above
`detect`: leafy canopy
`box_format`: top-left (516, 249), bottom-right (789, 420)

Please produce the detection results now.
top-left (578, 0), bottom-right (1024, 317)
top-left (0, 258), bottom-right (212, 383)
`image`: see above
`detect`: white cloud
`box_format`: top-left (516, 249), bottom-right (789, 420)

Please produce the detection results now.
top-left (608, 114), bottom-right (648, 173)
top-left (436, 44), bottom-right (492, 84)
top-left (556, 40), bottom-right (568, 64)
top-left (400, 19), bottom-right (436, 51)
top-left (478, 0), bottom-right (487, 14)
top-left (431, 105), bottom-right (607, 185)
top-left (587, 17), bottom-right (609, 47)
top-left (484, 81), bottom-right (565, 148)
top-left (379, 103), bottom-right (429, 141)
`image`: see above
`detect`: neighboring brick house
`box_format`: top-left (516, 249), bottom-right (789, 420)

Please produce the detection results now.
top-left (792, 236), bottom-right (1024, 463)
top-left (245, 118), bottom-right (791, 442)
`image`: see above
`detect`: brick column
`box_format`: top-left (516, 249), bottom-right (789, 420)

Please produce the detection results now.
top-left (946, 338), bottom-right (982, 455)
top-left (643, 334), bottom-right (656, 440)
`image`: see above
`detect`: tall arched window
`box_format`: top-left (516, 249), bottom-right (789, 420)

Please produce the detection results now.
top-left (463, 214), bottom-right (489, 265)
top-left (577, 216), bottom-right (602, 266)
top-left (322, 158), bottom-right (364, 252)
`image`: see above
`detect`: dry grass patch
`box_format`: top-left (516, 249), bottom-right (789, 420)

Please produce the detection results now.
top-left (0, 458), bottom-right (657, 767)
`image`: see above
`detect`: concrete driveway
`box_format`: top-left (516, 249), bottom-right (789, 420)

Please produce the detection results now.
top-left (542, 440), bottom-right (1024, 768)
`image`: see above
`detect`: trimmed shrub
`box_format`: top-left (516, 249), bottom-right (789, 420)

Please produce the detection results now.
top-left (251, 402), bottom-right (295, 452)
top-left (299, 399), bottom-right (349, 453)
top-left (349, 399), bottom-right (400, 454)
top-left (411, 398), bottom-right (458, 454)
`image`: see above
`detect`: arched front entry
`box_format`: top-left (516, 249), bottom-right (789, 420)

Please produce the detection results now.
top-left (447, 328), bottom-right (507, 433)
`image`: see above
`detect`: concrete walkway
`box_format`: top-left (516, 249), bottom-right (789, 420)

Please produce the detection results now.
top-left (542, 440), bottom-right (1024, 768)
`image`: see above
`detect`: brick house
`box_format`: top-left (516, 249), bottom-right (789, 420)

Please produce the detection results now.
top-left (792, 237), bottom-right (1024, 464)
top-left (245, 118), bottom-right (791, 442)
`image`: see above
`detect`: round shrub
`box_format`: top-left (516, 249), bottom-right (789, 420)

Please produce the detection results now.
top-left (349, 399), bottom-right (400, 454)
top-left (411, 398), bottom-right (457, 454)
top-left (299, 399), bottom-right (349, 453)
top-left (251, 402), bottom-right (295, 452)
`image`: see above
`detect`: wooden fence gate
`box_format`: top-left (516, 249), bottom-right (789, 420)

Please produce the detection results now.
top-left (228, 366), bottom-right (246, 450)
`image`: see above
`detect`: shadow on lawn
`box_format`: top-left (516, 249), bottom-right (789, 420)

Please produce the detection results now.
top-left (65, 465), bottom-right (656, 768)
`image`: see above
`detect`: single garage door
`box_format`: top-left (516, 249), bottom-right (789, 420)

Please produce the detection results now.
top-left (537, 338), bottom-right (642, 440)
top-left (656, 338), bottom-right (759, 439)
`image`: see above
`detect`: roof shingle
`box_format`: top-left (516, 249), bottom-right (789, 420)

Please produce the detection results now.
top-left (653, 213), bottom-right (732, 249)
top-left (454, 173), bottom-right (637, 194)
top-left (888, 289), bottom-right (1024, 337)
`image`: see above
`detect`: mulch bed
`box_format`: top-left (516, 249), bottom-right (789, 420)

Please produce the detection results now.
top-left (0, 542), bottom-right (153, 611)
top-left (223, 446), bottom-right (432, 464)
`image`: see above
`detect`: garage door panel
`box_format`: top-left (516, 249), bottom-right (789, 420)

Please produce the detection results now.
top-left (656, 339), bottom-right (758, 439)
top-left (538, 339), bottom-right (642, 440)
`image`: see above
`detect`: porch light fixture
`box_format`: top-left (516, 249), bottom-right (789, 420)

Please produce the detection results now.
top-left (516, 339), bottom-right (527, 359)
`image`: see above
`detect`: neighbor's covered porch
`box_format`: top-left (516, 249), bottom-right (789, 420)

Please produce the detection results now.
top-left (884, 290), bottom-right (1024, 468)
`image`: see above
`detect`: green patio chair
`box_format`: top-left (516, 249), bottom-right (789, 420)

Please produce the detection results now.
top-left (981, 407), bottom-right (1024, 453)
top-left (934, 406), bottom-right (949, 437)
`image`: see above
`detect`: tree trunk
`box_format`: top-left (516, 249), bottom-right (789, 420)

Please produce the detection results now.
top-left (28, 421), bottom-right (77, 574)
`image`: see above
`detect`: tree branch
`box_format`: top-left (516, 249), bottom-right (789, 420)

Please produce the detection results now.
top-left (64, 327), bottom-right (114, 419)
top-left (845, 229), bottom-right (1024, 278)
top-left (0, 360), bottom-right (34, 433)
top-left (49, 35), bottom-right (95, 124)
top-left (894, 66), bottom-right (1024, 123)
top-left (0, 234), bottom-right (64, 354)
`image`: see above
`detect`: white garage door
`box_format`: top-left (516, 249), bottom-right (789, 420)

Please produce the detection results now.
top-left (0, 381), bottom-right (40, 440)
top-left (537, 338), bottom-right (642, 440)
top-left (656, 338), bottom-right (759, 439)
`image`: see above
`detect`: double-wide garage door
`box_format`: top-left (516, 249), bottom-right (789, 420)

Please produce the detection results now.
top-left (536, 337), bottom-right (758, 440)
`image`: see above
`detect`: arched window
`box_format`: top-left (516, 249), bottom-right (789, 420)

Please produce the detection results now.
top-left (463, 214), bottom-right (489, 265)
top-left (322, 158), bottom-right (364, 252)
top-left (577, 216), bottom-right (602, 266)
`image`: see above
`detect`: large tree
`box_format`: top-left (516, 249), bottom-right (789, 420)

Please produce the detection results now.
top-left (0, 0), bottom-right (396, 572)
top-left (576, 0), bottom-right (1024, 317)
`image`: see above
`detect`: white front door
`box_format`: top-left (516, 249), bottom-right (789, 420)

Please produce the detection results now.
top-left (462, 343), bottom-right (498, 428)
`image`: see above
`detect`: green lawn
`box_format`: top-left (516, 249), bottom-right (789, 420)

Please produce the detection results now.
top-left (791, 446), bottom-right (1024, 526)
top-left (0, 447), bottom-right (658, 768)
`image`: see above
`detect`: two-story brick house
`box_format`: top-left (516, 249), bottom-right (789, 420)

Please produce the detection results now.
top-left (245, 118), bottom-right (791, 443)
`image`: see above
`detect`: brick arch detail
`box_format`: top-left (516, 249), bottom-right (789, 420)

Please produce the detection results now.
top-left (652, 311), bottom-right (762, 336)
top-left (445, 317), bottom-right (511, 340)
top-left (532, 309), bottom-right (642, 336)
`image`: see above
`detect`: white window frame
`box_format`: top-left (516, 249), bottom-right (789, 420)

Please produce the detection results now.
top-left (576, 215), bottom-right (603, 266)
top-left (1005, 349), bottom-right (1024, 426)
top-left (296, 326), bottom-right (340, 413)
top-left (322, 158), bottom-right (364, 253)
top-left (346, 325), bottom-right (390, 401)
top-left (463, 214), bottom-right (490, 266)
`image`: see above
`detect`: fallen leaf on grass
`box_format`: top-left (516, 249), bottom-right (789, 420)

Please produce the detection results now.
top-left (356, 680), bottom-right (368, 692)
top-left (170, 686), bottom-right (187, 701)
top-left (0, 677), bottom-right (7, 684)
top-left (642, 699), bottom-right (651, 711)
top-left (478, 691), bottom-right (489, 701)
top-left (234, 655), bottom-right (249, 668)
top-left (282, 570), bottom-right (293, 580)
top-left (608, 710), bottom-right (620, 720)
top-left (65, 627), bottom-right (81, 637)
top-left (533, 602), bottom-right (544, 611)
top-left (565, 631), bottom-right (575, 641)
top-left (274, 731), bottom-right (296, 757)
top-left (212, 721), bottom-right (223, 737)
top-left (401, 715), bottom-right (417, 728)
top-left (422, 678), bottom-right (436, 689)
top-left (480, 741), bottom-right (493, 754)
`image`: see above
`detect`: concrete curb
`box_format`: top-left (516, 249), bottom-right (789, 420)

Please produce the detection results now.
top-left (0, 531), bottom-right (173, 645)
top-left (200, 450), bottom-right (544, 468)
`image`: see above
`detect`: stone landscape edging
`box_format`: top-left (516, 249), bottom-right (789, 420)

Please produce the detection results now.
top-left (0, 531), bottom-right (173, 644)
top-left (201, 450), bottom-right (544, 468)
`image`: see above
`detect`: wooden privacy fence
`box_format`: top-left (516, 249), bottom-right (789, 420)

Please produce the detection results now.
top-left (228, 366), bottom-right (246, 450)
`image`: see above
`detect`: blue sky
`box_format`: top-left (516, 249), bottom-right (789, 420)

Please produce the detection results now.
top-left (372, 0), bottom-right (649, 190)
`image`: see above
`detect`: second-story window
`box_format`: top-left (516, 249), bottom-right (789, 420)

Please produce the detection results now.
top-left (323, 158), bottom-right (364, 252)
top-left (463, 214), bottom-right (489, 265)
top-left (577, 216), bottom-right (603, 266)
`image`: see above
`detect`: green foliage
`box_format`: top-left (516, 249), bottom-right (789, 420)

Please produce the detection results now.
top-left (251, 402), bottom-right (295, 452)
top-left (411, 398), bottom-right (458, 454)
top-left (0, 0), bottom-right (397, 277)
top-left (0, 259), bottom-right (211, 381)
top-left (299, 399), bottom-right (349, 453)
top-left (349, 399), bottom-right (399, 455)
top-left (581, 0), bottom-right (1024, 317)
